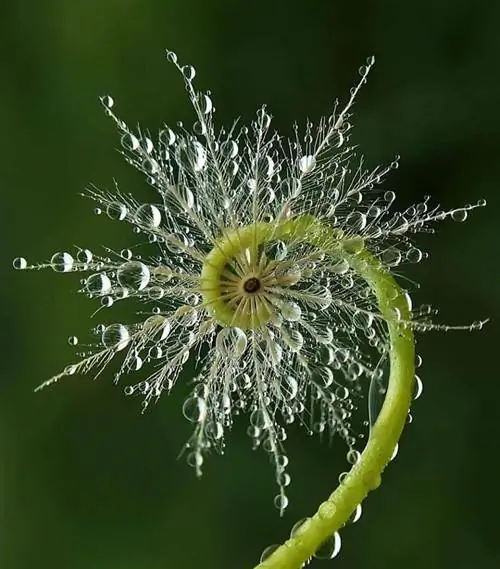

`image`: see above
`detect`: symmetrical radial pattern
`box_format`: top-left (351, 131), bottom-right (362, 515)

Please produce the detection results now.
top-left (13, 51), bottom-right (486, 514)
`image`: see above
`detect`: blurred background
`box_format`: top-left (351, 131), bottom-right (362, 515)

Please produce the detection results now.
top-left (1, 1), bottom-right (499, 568)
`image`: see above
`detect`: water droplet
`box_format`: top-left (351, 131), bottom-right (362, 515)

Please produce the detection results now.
top-left (197, 93), bottom-right (213, 114)
top-left (260, 545), bottom-right (280, 563)
top-left (165, 50), bottom-right (177, 63)
top-left (281, 301), bottom-right (301, 321)
top-left (135, 204), bottom-right (162, 228)
top-left (273, 493), bottom-right (289, 511)
top-left (13, 257), bottom-right (27, 270)
top-left (313, 532), bottom-right (341, 560)
top-left (101, 323), bottom-right (130, 350)
top-left (50, 252), bottom-right (74, 272)
top-left (206, 421), bottom-right (224, 440)
top-left (221, 139), bottom-right (238, 159)
top-left (406, 247), bottom-right (423, 263)
top-left (182, 65), bottom-right (196, 81)
top-left (381, 248), bottom-right (402, 267)
top-left (160, 127), bottom-right (176, 146)
top-left (101, 95), bottom-right (114, 109)
top-left (413, 374), bottom-right (423, 399)
top-left (117, 261), bottom-right (150, 291)
top-left (67, 336), bottom-right (78, 346)
top-left (330, 259), bottom-right (349, 274)
top-left (77, 249), bottom-right (93, 264)
top-left (346, 211), bottom-right (367, 232)
top-left (106, 202), bottom-right (127, 221)
top-left (182, 396), bottom-right (206, 423)
top-left (299, 155), bottom-right (316, 173)
top-left (85, 273), bottom-right (112, 295)
top-left (348, 503), bottom-right (362, 524)
top-left (318, 500), bottom-right (337, 519)
top-left (451, 208), bottom-right (468, 222)
top-left (290, 517), bottom-right (312, 537)
top-left (216, 327), bottom-right (248, 359)
top-left (121, 133), bottom-right (140, 151)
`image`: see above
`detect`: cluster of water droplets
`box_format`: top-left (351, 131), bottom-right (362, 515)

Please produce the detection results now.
top-left (12, 50), bottom-right (488, 530)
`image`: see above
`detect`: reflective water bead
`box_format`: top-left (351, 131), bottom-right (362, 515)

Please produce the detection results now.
top-left (101, 323), bottom-right (130, 350)
top-left (313, 532), bottom-right (342, 560)
top-left (50, 252), bottom-right (74, 272)
top-left (451, 208), bottom-right (468, 222)
top-left (216, 327), bottom-right (248, 359)
top-left (381, 248), bottom-right (402, 267)
top-left (135, 203), bottom-right (162, 228)
top-left (281, 301), bottom-right (301, 321)
top-left (182, 64), bottom-right (196, 81)
top-left (67, 336), bottom-right (78, 346)
top-left (182, 396), bottom-right (206, 423)
top-left (12, 257), bottom-right (27, 270)
top-left (121, 132), bottom-right (140, 151)
top-left (101, 95), bottom-right (114, 109)
top-left (273, 493), bottom-right (289, 511)
top-left (106, 202), bottom-right (127, 221)
top-left (197, 93), bottom-right (213, 114)
top-left (406, 247), bottom-right (423, 263)
top-left (260, 545), bottom-right (280, 563)
top-left (298, 155), bottom-right (316, 173)
top-left (117, 261), bottom-right (150, 291)
top-left (77, 249), bottom-right (93, 264)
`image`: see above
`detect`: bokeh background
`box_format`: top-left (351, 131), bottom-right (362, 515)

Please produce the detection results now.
top-left (2, 1), bottom-right (499, 568)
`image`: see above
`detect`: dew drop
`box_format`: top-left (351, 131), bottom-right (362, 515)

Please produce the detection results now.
top-left (317, 500), bottom-right (337, 520)
top-left (101, 323), bottom-right (130, 350)
top-left (13, 257), bottom-right (27, 270)
top-left (348, 503), bottom-right (363, 524)
top-left (135, 204), bottom-right (162, 228)
top-left (290, 517), bottom-right (312, 537)
top-left (182, 396), bottom-right (206, 423)
top-left (381, 248), bottom-right (402, 267)
top-left (85, 273), bottom-right (112, 295)
top-left (67, 335), bottom-right (78, 346)
top-left (101, 95), bottom-right (114, 109)
top-left (50, 252), bottom-right (74, 272)
top-left (451, 208), bottom-right (468, 222)
top-left (273, 493), bottom-right (289, 512)
top-left (106, 202), bottom-right (127, 221)
top-left (260, 545), bottom-right (280, 563)
top-left (406, 247), bottom-right (423, 263)
top-left (413, 374), bottom-right (423, 399)
top-left (160, 127), bottom-right (176, 146)
top-left (182, 65), bottom-right (196, 81)
top-left (298, 155), bottom-right (316, 173)
top-left (313, 532), bottom-right (341, 560)
top-left (216, 327), bottom-right (248, 359)
top-left (121, 133), bottom-right (140, 151)
top-left (281, 301), bottom-right (301, 321)
top-left (330, 259), bottom-right (349, 274)
top-left (117, 261), bottom-right (150, 291)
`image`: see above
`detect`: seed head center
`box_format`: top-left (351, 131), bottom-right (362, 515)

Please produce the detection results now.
top-left (243, 276), bottom-right (261, 294)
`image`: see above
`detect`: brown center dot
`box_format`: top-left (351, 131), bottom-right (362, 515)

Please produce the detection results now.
top-left (243, 277), bottom-right (261, 293)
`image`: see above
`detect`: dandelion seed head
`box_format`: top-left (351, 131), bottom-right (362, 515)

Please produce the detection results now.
top-left (14, 50), bottom-right (487, 513)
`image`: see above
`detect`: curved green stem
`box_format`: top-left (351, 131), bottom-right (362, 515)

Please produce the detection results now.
top-left (201, 215), bottom-right (415, 569)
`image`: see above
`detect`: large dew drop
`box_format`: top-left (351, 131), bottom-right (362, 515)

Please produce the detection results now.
top-left (313, 531), bottom-right (342, 560)
top-left (216, 327), bottom-right (248, 359)
top-left (101, 323), bottom-right (130, 350)
top-left (135, 204), bottom-right (162, 228)
top-left (298, 155), bottom-right (316, 173)
top-left (117, 261), bottom-right (150, 291)
top-left (85, 273), bottom-right (112, 295)
top-left (50, 252), bottom-right (74, 272)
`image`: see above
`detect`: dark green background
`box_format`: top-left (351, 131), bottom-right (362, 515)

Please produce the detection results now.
top-left (2, 1), bottom-right (499, 568)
